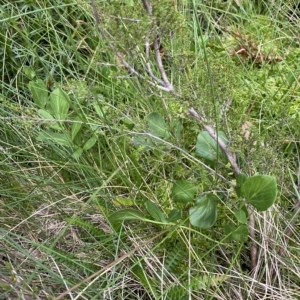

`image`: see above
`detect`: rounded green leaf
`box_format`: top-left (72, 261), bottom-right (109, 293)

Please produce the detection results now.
top-left (235, 173), bottom-right (248, 197)
top-left (72, 147), bottom-right (83, 159)
top-left (241, 175), bottom-right (277, 211)
top-left (224, 224), bottom-right (248, 242)
top-left (122, 117), bottom-right (135, 130)
top-left (71, 116), bottom-right (83, 140)
top-left (231, 225), bottom-right (249, 243)
top-left (240, 205), bottom-right (249, 218)
top-left (167, 210), bottom-right (182, 222)
top-left (37, 109), bottom-right (61, 131)
top-left (83, 135), bottom-right (98, 151)
top-left (189, 195), bottom-right (218, 228)
top-left (50, 87), bottom-right (70, 120)
top-left (29, 80), bottom-right (48, 109)
top-left (236, 173), bottom-right (248, 186)
top-left (37, 130), bottom-right (71, 147)
top-left (234, 209), bottom-right (247, 224)
top-left (195, 131), bottom-right (228, 162)
top-left (23, 66), bottom-right (36, 80)
top-left (146, 112), bottom-right (170, 139)
top-left (172, 180), bottom-right (197, 203)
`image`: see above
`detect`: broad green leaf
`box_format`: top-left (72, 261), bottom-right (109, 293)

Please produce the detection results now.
top-left (224, 224), bottom-right (249, 243)
top-left (113, 197), bottom-right (135, 207)
top-left (83, 135), bottom-right (98, 151)
top-left (234, 210), bottom-right (247, 224)
top-left (50, 87), bottom-right (70, 119)
top-left (146, 112), bottom-right (171, 139)
top-left (167, 209), bottom-right (182, 222)
top-left (100, 65), bottom-right (111, 79)
top-left (28, 80), bottom-right (48, 109)
top-left (37, 109), bottom-right (61, 130)
top-left (145, 200), bottom-right (167, 223)
top-left (172, 180), bottom-right (197, 203)
top-left (241, 175), bottom-right (277, 211)
top-left (93, 102), bottom-right (107, 118)
top-left (23, 66), bottom-right (36, 80)
top-left (122, 117), bottom-right (135, 130)
top-left (72, 147), bottom-right (83, 159)
top-left (37, 130), bottom-right (71, 147)
top-left (240, 205), bottom-right (249, 218)
top-left (71, 116), bottom-right (83, 140)
top-left (236, 173), bottom-right (248, 197)
top-left (109, 209), bottom-right (146, 223)
top-left (236, 173), bottom-right (248, 186)
top-left (232, 225), bottom-right (249, 242)
top-left (189, 195), bottom-right (218, 228)
top-left (223, 224), bottom-right (235, 238)
top-left (195, 131), bottom-right (228, 162)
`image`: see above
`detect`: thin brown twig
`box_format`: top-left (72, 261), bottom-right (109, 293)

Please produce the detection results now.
top-left (142, 0), bottom-right (174, 92)
top-left (142, 0), bottom-right (173, 90)
top-left (145, 34), bottom-right (165, 85)
top-left (249, 213), bottom-right (257, 270)
top-left (90, 0), bottom-right (175, 93)
top-left (153, 33), bottom-right (172, 89)
top-left (141, 0), bottom-right (153, 15)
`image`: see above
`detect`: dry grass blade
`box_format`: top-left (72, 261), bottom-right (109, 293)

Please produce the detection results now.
top-left (53, 228), bottom-right (170, 300)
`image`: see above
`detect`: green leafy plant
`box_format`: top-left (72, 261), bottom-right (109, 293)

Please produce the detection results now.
top-left (28, 78), bottom-right (101, 159)
top-left (109, 111), bottom-right (278, 243)
top-left (172, 180), bottom-right (198, 203)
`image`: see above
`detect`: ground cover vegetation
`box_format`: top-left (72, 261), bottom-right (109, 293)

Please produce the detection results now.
top-left (1, 0), bottom-right (300, 299)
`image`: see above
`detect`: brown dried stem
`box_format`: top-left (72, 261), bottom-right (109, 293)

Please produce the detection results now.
top-left (90, 0), bottom-right (175, 93)
top-left (54, 228), bottom-right (170, 300)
